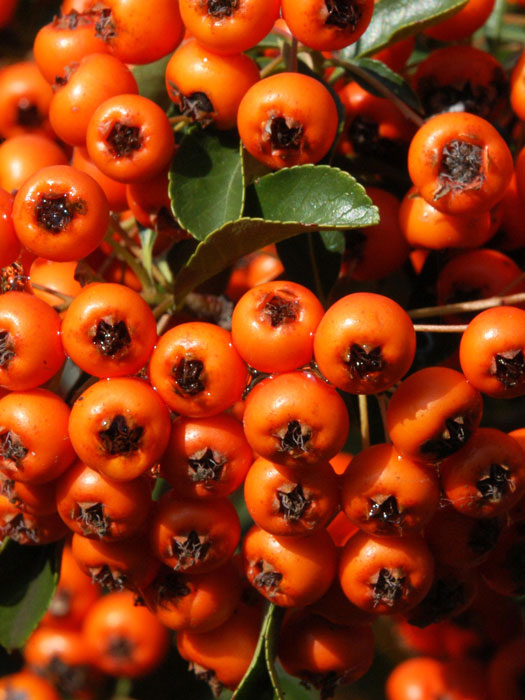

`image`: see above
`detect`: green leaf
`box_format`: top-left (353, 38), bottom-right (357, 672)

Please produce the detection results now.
top-left (132, 54), bottom-right (173, 111)
top-left (320, 230), bottom-right (346, 255)
top-left (276, 232), bottom-right (342, 304)
top-left (482, 0), bottom-right (506, 40)
top-left (248, 165), bottom-right (379, 229)
top-left (345, 57), bottom-right (423, 114)
top-left (172, 169), bottom-right (377, 302)
top-left (277, 670), bottom-right (317, 700)
top-left (232, 604), bottom-right (286, 700)
top-left (0, 540), bottom-right (62, 651)
top-left (172, 219), bottom-right (320, 303)
top-left (152, 477), bottom-right (171, 502)
top-left (138, 228), bottom-right (157, 285)
top-left (169, 129), bottom-right (244, 241)
top-left (496, 24), bottom-right (525, 45)
top-left (241, 146), bottom-right (273, 189)
top-left (348, 0), bottom-right (469, 58)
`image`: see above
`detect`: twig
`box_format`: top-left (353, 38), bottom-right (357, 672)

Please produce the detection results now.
top-left (331, 57), bottom-right (424, 127)
top-left (152, 294), bottom-right (175, 320)
top-left (287, 36), bottom-right (298, 72)
top-left (260, 53), bottom-right (283, 78)
top-left (413, 324), bottom-right (467, 333)
top-left (105, 237), bottom-right (153, 295)
top-left (29, 283), bottom-right (74, 304)
top-left (168, 114), bottom-right (191, 126)
top-left (358, 394), bottom-right (370, 450)
top-left (408, 291), bottom-right (525, 320)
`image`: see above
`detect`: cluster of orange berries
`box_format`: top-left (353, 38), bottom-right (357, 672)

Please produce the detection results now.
top-left (2, 0), bottom-right (525, 699)
top-left (2, 277), bottom-right (525, 698)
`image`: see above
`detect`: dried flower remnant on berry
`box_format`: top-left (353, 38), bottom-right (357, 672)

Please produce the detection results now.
top-left (173, 358), bottom-right (205, 396)
top-left (277, 483), bottom-right (311, 522)
top-left (170, 530), bottom-right (211, 570)
top-left (98, 415), bottom-right (144, 455)
top-left (188, 449), bottom-right (226, 484)
top-left (106, 122), bottom-right (142, 158)
top-left (435, 140), bottom-right (484, 199)
top-left (371, 567), bottom-right (407, 608)
top-left (92, 319), bottom-right (131, 357)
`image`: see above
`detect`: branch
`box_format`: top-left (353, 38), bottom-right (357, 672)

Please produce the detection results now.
top-left (408, 292), bottom-right (525, 320)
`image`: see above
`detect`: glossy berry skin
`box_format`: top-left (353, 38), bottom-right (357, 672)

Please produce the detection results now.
top-left (308, 576), bottom-right (375, 628)
top-left (387, 657), bottom-right (490, 700)
top-left (150, 492), bottom-right (241, 575)
top-left (178, 0), bottom-right (281, 55)
top-left (33, 13), bottom-right (110, 85)
top-left (242, 370), bottom-right (349, 469)
top-left (149, 322), bottom-right (248, 418)
top-left (142, 560), bottom-right (241, 633)
top-left (278, 612), bottom-right (375, 694)
top-left (237, 72), bottom-right (339, 169)
top-left (0, 61), bottom-right (53, 140)
top-left (12, 165), bottom-right (109, 262)
top-left (61, 282), bottom-right (157, 378)
top-left (86, 94), bottom-right (175, 184)
top-left (83, 590), bottom-right (169, 677)
top-left (56, 461), bottom-right (153, 541)
top-left (386, 367), bottom-right (483, 464)
top-left (0, 388), bottom-right (75, 484)
top-left (424, 0), bottom-right (496, 41)
top-left (339, 531), bottom-right (434, 616)
top-left (160, 412), bottom-right (253, 499)
top-left (313, 292), bottom-right (416, 395)
top-left (68, 377), bottom-right (171, 481)
top-left (49, 53), bottom-right (139, 147)
top-left (0, 495), bottom-right (68, 545)
top-left (0, 475), bottom-right (58, 516)
top-left (511, 51), bottom-right (525, 121)
top-left (87, 0), bottom-right (185, 65)
top-left (408, 112), bottom-right (513, 216)
top-left (281, 0), bottom-right (375, 51)
top-left (72, 146), bottom-right (128, 212)
top-left (243, 524), bottom-right (338, 607)
top-left (337, 80), bottom-right (415, 160)
top-left (231, 280), bottom-right (324, 373)
top-left (399, 186), bottom-right (493, 250)
top-left (440, 428), bottom-right (525, 519)
top-left (0, 188), bottom-right (20, 268)
top-left (176, 602), bottom-right (263, 692)
top-left (0, 134), bottom-right (67, 194)
top-left (341, 443), bottom-right (440, 537)
top-left (0, 292), bottom-right (65, 391)
top-left (165, 40), bottom-right (260, 131)
top-left (71, 532), bottom-right (160, 592)
top-left (459, 306), bottom-right (525, 399)
top-left (29, 258), bottom-right (85, 309)
top-left (244, 455), bottom-right (339, 537)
